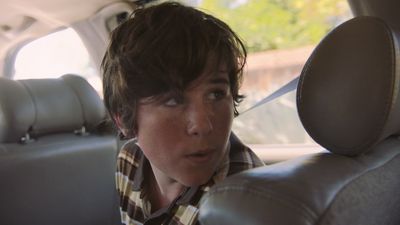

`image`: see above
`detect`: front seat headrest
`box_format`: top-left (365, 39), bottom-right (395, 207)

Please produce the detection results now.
top-left (0, 74), bottom-right (106, 143)
top-left (297, 16), bottom-right (400, 156)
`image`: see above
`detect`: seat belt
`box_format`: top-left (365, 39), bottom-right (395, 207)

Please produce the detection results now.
top-left (239, 76), bottom-right (300, 116)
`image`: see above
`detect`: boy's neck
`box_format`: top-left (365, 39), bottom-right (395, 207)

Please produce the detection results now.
top-left (148, 164), bottom-right (186, 212)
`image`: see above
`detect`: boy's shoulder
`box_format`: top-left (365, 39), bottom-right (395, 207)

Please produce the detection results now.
top-left (117, 139), bottom-right (143, 168)
top-left (228, 133), bottom-right (265, 176)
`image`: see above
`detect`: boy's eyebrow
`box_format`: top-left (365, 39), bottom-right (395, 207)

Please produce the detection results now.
top-left (208, 77), bottom-right (230, 85)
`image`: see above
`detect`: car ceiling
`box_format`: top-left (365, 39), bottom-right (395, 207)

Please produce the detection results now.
top-left (0, 0), bottom-right (136, 72)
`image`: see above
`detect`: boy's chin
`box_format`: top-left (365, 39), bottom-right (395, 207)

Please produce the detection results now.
top-left (179, 173), bottom-right (214, 187)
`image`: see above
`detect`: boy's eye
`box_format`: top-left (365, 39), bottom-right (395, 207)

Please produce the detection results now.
top-left (208, 90), bottom-right (227, 100)
top-left (163, 97), bottom-right (183, 106)
top-left (164, 98), bottom-right (178, 106)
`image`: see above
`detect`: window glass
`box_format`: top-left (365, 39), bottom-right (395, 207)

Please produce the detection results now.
top-left (14, 28), bottom-right (102, 96)
top-left (189, 0), bottom-right (352, 148)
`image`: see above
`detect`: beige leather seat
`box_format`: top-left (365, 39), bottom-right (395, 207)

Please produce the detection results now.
top-left (198, 16), bottom-right (400, 225)
top-left (0, 74), bottom-right (121, 225)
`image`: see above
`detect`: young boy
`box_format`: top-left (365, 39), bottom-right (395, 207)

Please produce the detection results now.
top-left (102, 2), bottom-right (264, 224)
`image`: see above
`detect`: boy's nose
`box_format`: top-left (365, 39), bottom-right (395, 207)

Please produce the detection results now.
top-left (186, 103), bottom-right (213, 136)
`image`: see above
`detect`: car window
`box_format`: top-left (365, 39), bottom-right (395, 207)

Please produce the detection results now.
top-left (12, 0), bottom-right (352, 158)
top-left (13, 28), bottom-right (102, 96)
top-left (190, 0), bottom-right (352, 152)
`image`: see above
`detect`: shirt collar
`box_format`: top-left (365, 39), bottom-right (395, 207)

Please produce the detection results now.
top-left (132, 150), bottom-right (148, 191)
top-left (132, 140), bottom-right (231, 204)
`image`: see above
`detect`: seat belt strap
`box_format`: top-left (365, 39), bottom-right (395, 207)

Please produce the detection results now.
top-left (239, 76), bottom-right (300, 116)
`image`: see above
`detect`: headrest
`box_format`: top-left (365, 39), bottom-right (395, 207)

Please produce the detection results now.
top-left (0, 74), bottom-right (106, 143)
top-left (297, 16), bottom-right (400, 156)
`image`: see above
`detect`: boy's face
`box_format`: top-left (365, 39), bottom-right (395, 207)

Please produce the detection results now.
top-left (136, 67), bottom-right (234, 187)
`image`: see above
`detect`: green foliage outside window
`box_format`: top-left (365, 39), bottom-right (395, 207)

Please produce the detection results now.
top-left (198, 0), bottom-right (350, 52)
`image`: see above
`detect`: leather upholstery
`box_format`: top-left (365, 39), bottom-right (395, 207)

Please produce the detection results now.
top-left (0, 78), bottom-right (35, 142)
top-left (198, 16), bottom-right (400, 225)
top-left (297, 16), bottom-right (400, 156)
top-left (0, 74), bottom-right (106, 142)
top-left (0, 75), bottom-right (121, 225)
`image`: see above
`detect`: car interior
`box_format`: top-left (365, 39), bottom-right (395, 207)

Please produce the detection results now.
top-left (198, 1), bottom-right (400, 224)
top-left (0, 0), bottom-right (399, 225)
top-left (0, 74), bottom-right (122, 224)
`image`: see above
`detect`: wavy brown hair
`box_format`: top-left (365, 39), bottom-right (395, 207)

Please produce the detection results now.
top-left (102, 1), bottom-right (247, 138)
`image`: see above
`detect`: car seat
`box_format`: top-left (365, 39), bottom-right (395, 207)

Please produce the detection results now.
top-left (198, 16), bottom-right (400, 225)
top-left (0, 74), bottom-right (121, 225)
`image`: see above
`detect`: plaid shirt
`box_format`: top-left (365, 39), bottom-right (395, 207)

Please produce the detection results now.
top-left (116, 133), bottom-right (264, 225)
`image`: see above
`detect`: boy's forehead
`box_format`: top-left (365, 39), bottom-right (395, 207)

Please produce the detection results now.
top-left (201, 60), bottom-right (229, 80)
top-left (186, 68), bottom-right (230, 90)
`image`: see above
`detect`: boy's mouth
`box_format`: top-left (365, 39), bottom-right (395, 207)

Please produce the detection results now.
top-left (185, 149), bottom-right (215, 164)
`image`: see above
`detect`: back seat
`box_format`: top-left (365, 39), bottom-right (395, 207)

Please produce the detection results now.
top-left (0, 74), bottom-right (121, 225)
